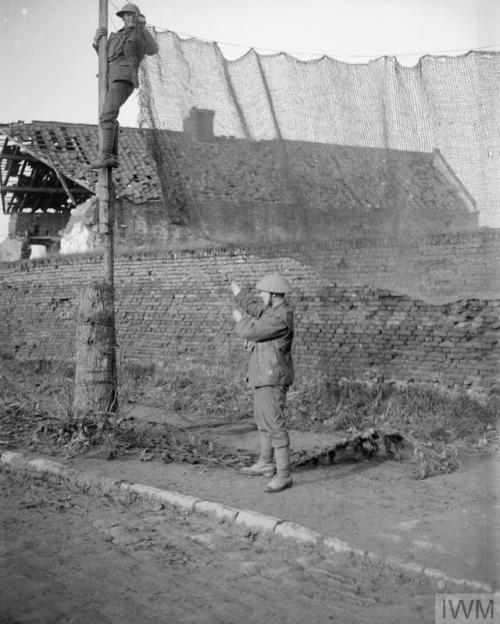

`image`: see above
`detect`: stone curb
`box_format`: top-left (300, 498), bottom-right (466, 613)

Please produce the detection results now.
top-left (0, 451), bottom-right (493, 594)
top-left (235, 509), bottom-right (282, 533)
top-left (275, 521), bottom-right (322, 545)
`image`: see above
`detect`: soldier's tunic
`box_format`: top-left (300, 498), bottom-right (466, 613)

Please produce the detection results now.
top-left (98, 25), bottom-right (158, 128)
top-left (235, 290), bottom-right (294, 449)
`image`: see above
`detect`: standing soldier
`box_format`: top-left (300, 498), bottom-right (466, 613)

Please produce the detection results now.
top-left (231, 274), bottom-right (295, 493)
top-left (90, 3), bottom-right (158, 169)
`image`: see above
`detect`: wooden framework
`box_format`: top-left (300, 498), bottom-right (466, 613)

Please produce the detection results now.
top-left (0, 137), bottom-right (92, 215)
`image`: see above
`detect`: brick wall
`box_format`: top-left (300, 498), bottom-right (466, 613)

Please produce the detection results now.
top-left (110, 199), bottom-right (499, 303)
top-left (296, 228), bottom-right (500, 303)
top-left (1, 247), bottom-right (498, 397)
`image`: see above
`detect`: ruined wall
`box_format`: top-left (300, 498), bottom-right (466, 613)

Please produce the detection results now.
top-left (115, 199), bottom-right (180, 248)
top-left (0, 238), bottom-right (24, 263)
top-left (59, 198), bottom-right (204, 256)
top-left (298, 228), bottom-right (500, 303)
top-left (9, 212), bottom-right (70, 239)
top-left (0, 247), bottom-right (498, 397)
top-left (102, 224), bottom-right (500, 303)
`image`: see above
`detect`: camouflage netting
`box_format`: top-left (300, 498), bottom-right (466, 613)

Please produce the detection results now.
top-left (138, 30), bottom-right (499, 250)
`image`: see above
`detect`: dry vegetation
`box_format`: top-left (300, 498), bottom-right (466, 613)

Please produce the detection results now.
top-left (0, 353), bottom-right (497, 479)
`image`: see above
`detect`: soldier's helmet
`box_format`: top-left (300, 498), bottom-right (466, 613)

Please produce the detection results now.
top-left (116, 3), bottom-right (140, 17)
top-left (256, 274), bottom-right (292, 294)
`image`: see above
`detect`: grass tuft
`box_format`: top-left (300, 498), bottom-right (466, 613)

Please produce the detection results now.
top-left (1, 355), bottom-right (497, 478)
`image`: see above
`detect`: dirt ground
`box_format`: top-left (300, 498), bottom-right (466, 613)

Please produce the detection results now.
top-left (52, 396), bottom-right (496, 588)
top-left (1, 353), bottom-right (498, 617)
top-left (2, 397), bottom-right (499, 588)
top-left (0, 466), bottom-right (437, 624)
top-left (63, 444), bottom-right (499, 587)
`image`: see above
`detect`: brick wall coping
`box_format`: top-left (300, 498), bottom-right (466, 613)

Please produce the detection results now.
top-left (1, 227), bottom-right (499, 271)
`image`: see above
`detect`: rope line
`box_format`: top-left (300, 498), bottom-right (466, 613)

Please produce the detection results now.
top-left (150, 27), bottom-right (500, 59)
top-left (106, 0), bottom-right (499, 60)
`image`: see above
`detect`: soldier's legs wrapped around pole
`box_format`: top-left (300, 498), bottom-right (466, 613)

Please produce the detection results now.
top-left (90, 80), bottom-right (133, 169)
top-left (112, 121), bottom-right (120, 160)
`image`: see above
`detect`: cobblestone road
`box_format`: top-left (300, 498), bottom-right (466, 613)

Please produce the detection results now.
top-left (0, 466), bottom-right (435, 624)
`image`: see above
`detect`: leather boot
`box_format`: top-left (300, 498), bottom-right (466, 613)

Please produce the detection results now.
top-left (240, 461), bottom-right (275, 477)
top-left (112, 122), bottom-right (120, 167)
top-left (264, 446), bottom-right (292, 492)
top-left (241, 432), bottom-right (275, 476)
top-left (89, 124), bottom-right (118, 169)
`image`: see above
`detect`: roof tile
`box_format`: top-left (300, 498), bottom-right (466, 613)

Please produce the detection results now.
top-left (0, 121), bottom-right (160, 205)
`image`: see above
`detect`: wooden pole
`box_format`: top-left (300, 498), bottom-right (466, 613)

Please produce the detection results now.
top-left (97, 0), bottom-right (114, 288)
top-left (73, 0), bottom-right (118, 417)
top-left (73, 281), bottom-right (117, 416)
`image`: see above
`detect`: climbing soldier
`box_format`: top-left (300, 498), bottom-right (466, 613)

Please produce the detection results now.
top-left (231, 274), bottom-right (295, 493)
top-left (90, 3), bottom-right (158, 169)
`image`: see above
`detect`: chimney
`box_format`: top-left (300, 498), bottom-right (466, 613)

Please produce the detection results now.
top-left (183, 107), bottom-right (215, 142)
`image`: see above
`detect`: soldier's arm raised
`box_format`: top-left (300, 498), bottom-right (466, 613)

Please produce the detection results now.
top-left (137, 15), bottom-right (159, 55)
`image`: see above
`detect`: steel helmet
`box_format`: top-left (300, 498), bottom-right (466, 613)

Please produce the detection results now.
top-left (116, 3), bottom-right (140, 17)
top-left (256, 273), bottom-right (292, 294)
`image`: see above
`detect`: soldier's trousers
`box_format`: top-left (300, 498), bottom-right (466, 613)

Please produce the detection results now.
top-left (100, 80), bottom-right (134, 128)
top-left (253, 385), bottom-right (290, 449)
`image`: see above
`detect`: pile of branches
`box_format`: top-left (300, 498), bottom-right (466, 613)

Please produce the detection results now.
top-left (406, 434), bottom-right (461, 479)
top-left (0, 399), bottom-right (49, 448)
top-left (29, 413), bottom-right (257, 470)
top-left (28, 413), bottom-right (460, 479)
top-left (290, 427), bottom-right (460, 479)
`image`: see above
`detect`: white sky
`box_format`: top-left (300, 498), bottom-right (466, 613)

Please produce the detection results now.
top-left (0, 0), bottom-right (498, 241)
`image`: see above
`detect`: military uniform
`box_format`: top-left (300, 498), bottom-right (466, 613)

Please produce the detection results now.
top-left (99, 24), bottom-right (158, 129)
top-left (91, 3), bottom-right (158, 169)
top-left (235, 290), bottom-right (294, 448)
top-left (234, 279), bottom-right (295, 492)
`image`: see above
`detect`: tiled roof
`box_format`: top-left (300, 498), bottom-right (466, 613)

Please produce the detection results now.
top-left (0, 120), bottom-right (476, 223)
top-left (152, 131), bottom-right (476, 216)
top-left (0, 121), bottom-right (161, 204)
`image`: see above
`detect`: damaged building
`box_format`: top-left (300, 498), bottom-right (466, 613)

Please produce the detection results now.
top-left (0, 111), bottom-right (479, 260)
top-left (0, 120), bottom-right (161, 259)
